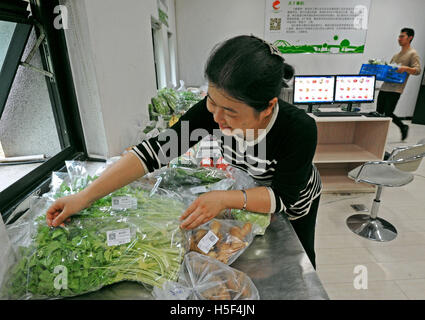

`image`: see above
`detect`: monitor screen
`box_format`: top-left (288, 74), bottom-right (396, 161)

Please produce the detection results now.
top-left (293, 75), bottom-right (335, 104)
top-left (335, 75), bottom-right (376, 103)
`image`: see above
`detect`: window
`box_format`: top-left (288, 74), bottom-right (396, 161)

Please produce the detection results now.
top-left (0, 0), bottom-right (86, 222)
top-left (0, 20), bottom-right (16, 69)
top-left (168, 31), bottom-right (177, 88)
top-left (151, 19), bottom-right (167, 89)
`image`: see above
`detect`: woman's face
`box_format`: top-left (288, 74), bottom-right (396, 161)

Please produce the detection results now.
top-left (206, 84), bottom-right (276, 138)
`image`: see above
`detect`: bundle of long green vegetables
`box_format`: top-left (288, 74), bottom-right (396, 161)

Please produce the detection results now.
top-left (157, 167), bottom-right (227, 189)
top-left (150, 88), bottom-right (178, 117)
top-left (149, 88), bottom-right (202, 120)
top-left (2, 213), bottom-right (184, 299)
top-left (176, 90), bottom-right (202, 114)
top-left (2, 170), bottom-right (187, 299)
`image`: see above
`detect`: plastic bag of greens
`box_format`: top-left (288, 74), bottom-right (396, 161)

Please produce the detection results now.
top-left (149, 166), bottom-right (233, 206)
top-left (152, 252), bottom-right (259, 300)
top-left (222, 209), bottom-right (271, 236)
top-left (184, 219), bottom-right (254, 265)
top-left (227, 166), bottom-right (259, 190)
top-left (169, 145), bottom-right (199, 168)
top-left (156, 167), bottom-right (228, 189)
top-left (1, 198), bottom-right (185, 299)
top-left (219, 166), bottom-right (271, 235)
top-left (76, 183), bottom-right (186, 220)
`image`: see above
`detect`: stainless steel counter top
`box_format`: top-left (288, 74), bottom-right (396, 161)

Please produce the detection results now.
top-left (72, 213), bottom-right (329, 300)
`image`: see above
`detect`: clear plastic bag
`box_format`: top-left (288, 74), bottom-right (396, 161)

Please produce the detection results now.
top-left (45, 160), bottom-right (187, 220)
top-left (1, 198), bottom-right (185, 299)
top-left (221, 209), bottom-right (271, 236)
top-left (184, 219), bottom-right (254, 265)
top-left (158, 167), bottom-right (228, 188)
top-left (217, 167), bottom-right (272, 236)
top-left (227, 166), bottom-right (259, 190)
top-left (152, 252), bottom-right (259, 300)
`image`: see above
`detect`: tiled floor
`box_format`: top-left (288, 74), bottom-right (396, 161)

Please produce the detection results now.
top-left (315, 120), bottom-right (425, 300)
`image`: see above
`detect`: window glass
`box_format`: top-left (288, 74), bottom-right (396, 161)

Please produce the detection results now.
top-left (0, 20), bottom-right (16, 70)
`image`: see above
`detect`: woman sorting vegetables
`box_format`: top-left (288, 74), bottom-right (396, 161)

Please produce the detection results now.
top-left (46, 35), bottom-right (322, 268)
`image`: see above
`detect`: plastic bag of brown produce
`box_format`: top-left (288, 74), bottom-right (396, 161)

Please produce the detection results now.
top-left (152, 251), bottom-right (259, 300)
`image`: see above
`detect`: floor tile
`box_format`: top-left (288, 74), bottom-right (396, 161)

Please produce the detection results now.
top-left (395, 279), bottom-right (425, 300)
top-left (323, 280), bottom-right (408, 300)
top-left (316, 247), bottom-right (376, 265)
top-left (366, 245), bottom-right (425, 263)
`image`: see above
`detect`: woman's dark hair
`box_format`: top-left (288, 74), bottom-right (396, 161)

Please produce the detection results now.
top-left (204, 35), bottom-right (294, 112)
top-left (401, 27), bottom-right (415, 42)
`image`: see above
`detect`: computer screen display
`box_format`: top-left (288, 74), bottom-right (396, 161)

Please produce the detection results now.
top-left (335, 75), bottom-right (376, 103)
top-left (293, 75), bottom-right (335, 104)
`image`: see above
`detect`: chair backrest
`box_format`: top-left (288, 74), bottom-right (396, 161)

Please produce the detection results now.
top-left (389, 142), bottom-right (425, 172)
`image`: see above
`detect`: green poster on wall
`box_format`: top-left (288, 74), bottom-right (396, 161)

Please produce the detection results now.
top-left (264, 0), bottom-right (370, 54)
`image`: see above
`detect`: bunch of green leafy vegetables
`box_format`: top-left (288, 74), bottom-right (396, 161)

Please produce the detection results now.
top-left (176, 90), bottom-right (202, 113)
top-left (2, 213), bottom-right (184, 299)
top-left (51, 176), bottom-right (186, 220)
top-left (157, 167), bottom-right (227, 189)
top-left (150, 88), bottom-right (179, 117)
top-left (2, 172), bottom-right (188, 299)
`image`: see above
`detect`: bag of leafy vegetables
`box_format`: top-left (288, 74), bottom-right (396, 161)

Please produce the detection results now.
top-left (217, 166), bottom-right (271, 236)
top-left (221, 209), bottom-right (271, 236)
top-left (156, 167), bottom-right (228, 189)
top-left (1, 197), bottom-right (185, 299)
top-left (152, 252), bottom-right (259, 300)
top-left (184, 219), bottom-right (254, 265)
top-left (149, 167), bottom-right (234, 206)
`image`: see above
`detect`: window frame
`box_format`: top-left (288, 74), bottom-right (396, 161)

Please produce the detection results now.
top-left (0, 0), bottom-right (88, 222)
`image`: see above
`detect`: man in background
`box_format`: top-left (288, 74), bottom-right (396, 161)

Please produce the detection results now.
top-left (377, 27), bottom-right (421, 141)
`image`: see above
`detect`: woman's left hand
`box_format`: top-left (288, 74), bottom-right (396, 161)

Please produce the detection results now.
top-left (179, 190), bottom-right (227, 230)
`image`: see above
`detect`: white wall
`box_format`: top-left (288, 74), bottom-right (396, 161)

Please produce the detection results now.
top-left (176, 0), bottom-right (425, 117)
top-left (62, 0), bottom-right (180, 157)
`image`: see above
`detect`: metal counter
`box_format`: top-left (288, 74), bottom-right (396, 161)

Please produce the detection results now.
top-left (72, 213), bottom-right (329, 300)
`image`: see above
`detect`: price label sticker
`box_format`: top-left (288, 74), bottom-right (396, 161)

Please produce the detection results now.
top-left (112, 196), bottom-right (137, 210)
top-left (106, 228), bottom-right (132, 246)
top-left (197, 230), bottom-right (219, 254)
top-left (189, 186), bottom-right (208, 194)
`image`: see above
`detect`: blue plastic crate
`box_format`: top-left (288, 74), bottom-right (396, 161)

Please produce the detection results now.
top-left (360, 64), bottom-right (407, 84)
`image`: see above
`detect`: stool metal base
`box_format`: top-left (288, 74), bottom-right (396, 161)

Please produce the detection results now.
top-left (346, 214), bottom-right (397, 242)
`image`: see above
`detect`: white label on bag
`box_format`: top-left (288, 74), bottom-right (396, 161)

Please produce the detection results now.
top-left (189, 186), bottom-right (208, 194)
top-left (106, 228), bottom-right (132, 246)
top-left (197, 230), bottom-right (219, 254)
top-left (111, 196), bottom-right (137, 210)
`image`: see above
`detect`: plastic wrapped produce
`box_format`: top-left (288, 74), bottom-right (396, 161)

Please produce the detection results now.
top-left (152, 252), bottom-right (259, 300)
top-left (184, 219), bottom-right (254, 265)
top-left (222, 209), bottom-right (271, 236)
top-left (1, 197), bottom-right (185, 299)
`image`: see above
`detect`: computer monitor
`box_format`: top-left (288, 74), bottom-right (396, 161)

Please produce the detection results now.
top-left (334, 75), bottom-right (376, 104)
top-left (293, 75), bottom-right (336, 109)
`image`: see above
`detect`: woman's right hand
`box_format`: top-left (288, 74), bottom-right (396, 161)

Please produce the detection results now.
top-left (46, 193), bottom-right (91, 227)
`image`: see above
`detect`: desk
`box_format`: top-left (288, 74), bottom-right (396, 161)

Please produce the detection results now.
top-left (310, 114), bottom-right (391, 193)
top-left (71, 213), bottom-right (329, 300)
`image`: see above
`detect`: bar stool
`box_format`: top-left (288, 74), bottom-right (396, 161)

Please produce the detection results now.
top-left (346, 141), bottom-right (425, 242)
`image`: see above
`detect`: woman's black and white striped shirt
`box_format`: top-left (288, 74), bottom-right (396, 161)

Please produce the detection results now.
top-left (131, 98), bottom-right (322, 220)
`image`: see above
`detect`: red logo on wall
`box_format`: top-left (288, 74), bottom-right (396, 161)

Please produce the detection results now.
top-left (272, 0), bottom-right (281, 10)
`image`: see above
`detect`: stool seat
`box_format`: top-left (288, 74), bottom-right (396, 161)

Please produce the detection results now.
top-left (348, 163), bottom-right (414, 187)
top-left (346, 140), bottom-right (425, 242)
